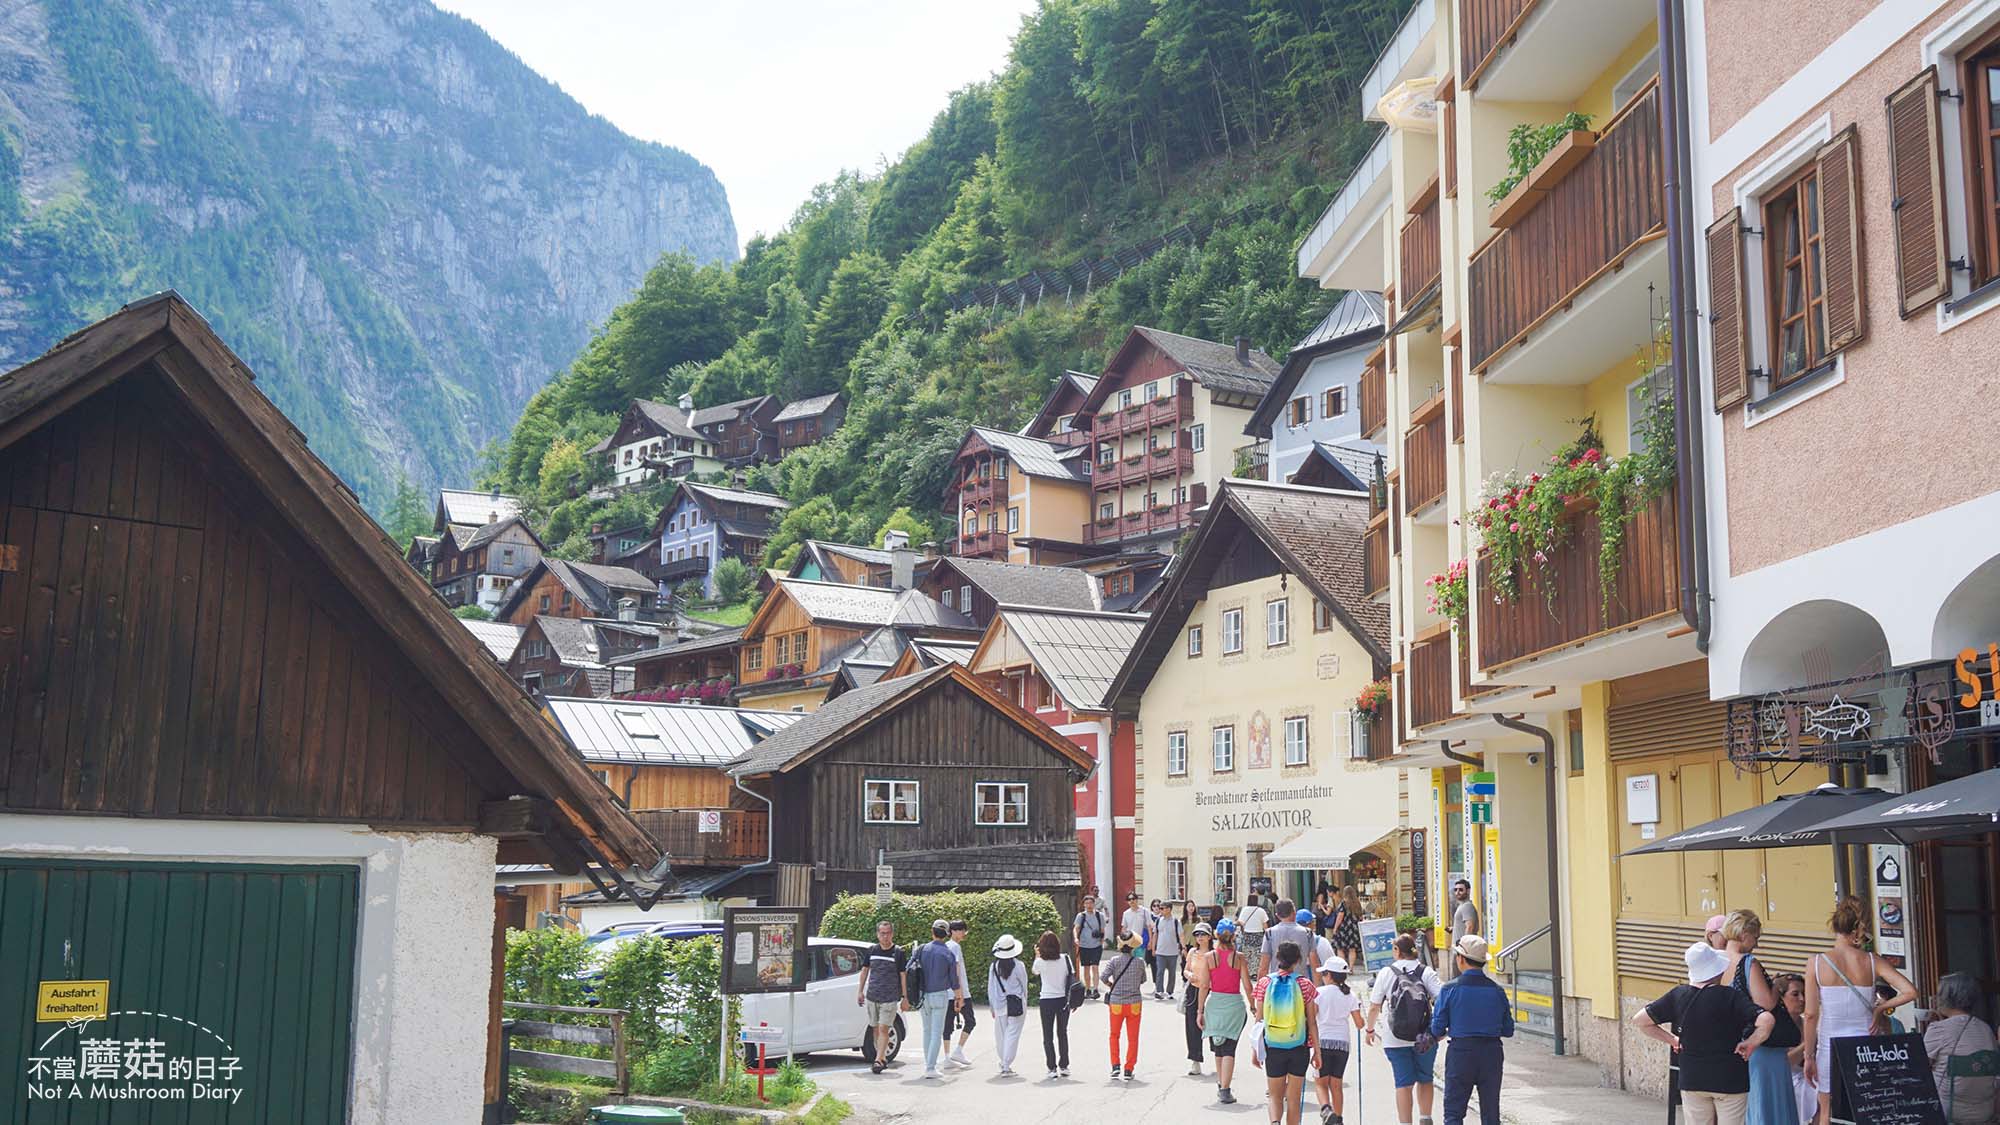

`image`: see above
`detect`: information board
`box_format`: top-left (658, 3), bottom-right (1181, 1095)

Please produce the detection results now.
top-left (1358, 917), bottom-right (1400, 973)
top-left (1829, 1033), bottom-right (1945, 1125)
top-left (721, 906), bottom-right (808, 995)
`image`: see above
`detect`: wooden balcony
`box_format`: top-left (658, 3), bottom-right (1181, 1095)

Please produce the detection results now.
top-left (1355, 703), bottom-right (1394, 764)
top-left (1403, 399), bottom-right (1447, 513)
top-left (1146, 445), bottom-right (1194, 478)
top-left (1364, 516), bottom-right (1389, 599)
top-left (955, 529), bottom-right (1006, 560)
top-left (1123, 388), bottom-right (1193, 434)
top-left (1466, 80), bottom-right (1664, 373)
top-left (1408, 635), bottom-right (1456, 730)
top-left (1359, 347), bottom-right (1387, 440)
top-left (1399, 176), bottom-right (1442, 302)
top-left (1460, 0), bottom-right (1536, 89)
top-left (656, 553), bottom-right (710, 585)
top-left (632, 808), bottom-right (769, 865)
top-left (1083, 498), bottom-right (1199, 545)
top-left (956, 473), bottom-right (1008, 508)
top-left (1476, 482), bottom-right (1680, 671)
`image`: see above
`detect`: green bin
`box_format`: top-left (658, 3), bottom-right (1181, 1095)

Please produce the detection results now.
top-left (590, 1107), bottom-right (686, 1123)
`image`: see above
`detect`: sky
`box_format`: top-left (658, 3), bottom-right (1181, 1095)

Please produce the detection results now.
top-left (433, 0), bottom-right (1039, 254)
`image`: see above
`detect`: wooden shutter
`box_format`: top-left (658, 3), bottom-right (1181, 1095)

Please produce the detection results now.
top-left (1815, 125), bottom-right (1866, 351)
top-left (1885, 66), bottom-right (1950, 317)
top-left (1705, 207), bottom-right (1750, 412)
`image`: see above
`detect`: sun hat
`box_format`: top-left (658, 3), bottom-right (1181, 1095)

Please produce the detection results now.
top-left (1193, 922), bottom-right (1214, 936)
top-left (991, 934), bottom-right (1023, 959)
top-left (1322, 955), bottom-right (1350, 974)
top-left (1295, 909), bottom-right (1314, 926)
top-left (1685, 942), bottom-right (1731, 985)
top-left (1454, 934), bottom-right (1490, 965)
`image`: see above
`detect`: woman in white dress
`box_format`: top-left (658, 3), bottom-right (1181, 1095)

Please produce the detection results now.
top-left (1801, 897), bottom-right (1917, 1125)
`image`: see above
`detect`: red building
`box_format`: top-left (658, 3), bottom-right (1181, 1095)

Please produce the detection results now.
top-left (967, 606), bottom-right (1146, 906)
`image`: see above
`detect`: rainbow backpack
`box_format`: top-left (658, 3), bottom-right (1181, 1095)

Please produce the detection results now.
top-left (1263, 972), bottom-right (1308, 1049)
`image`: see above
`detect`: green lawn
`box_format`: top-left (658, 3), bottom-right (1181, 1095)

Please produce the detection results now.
top-left (687, 600), bottom-right (753, 627)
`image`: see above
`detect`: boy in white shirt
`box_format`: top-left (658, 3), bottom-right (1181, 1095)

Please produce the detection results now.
top-left (1315, 957), bottom-right (1364, 1125)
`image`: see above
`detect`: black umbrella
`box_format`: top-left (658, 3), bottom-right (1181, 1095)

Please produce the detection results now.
top-left (1621, 784), bottom-right (1895, 856)
top-left (1805, 768), bottom-right (2000, 845)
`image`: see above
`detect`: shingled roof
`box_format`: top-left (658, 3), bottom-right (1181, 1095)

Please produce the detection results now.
top-left (885, 841), bottom-right (1082, 889)
top-left (688, 394), bottom-right (774, 428)
top-left (495, 557), bottom-right (658, 622)
top-left (772, 392), bottom-right (842, 422)
top-left (935, 555), bottom-right (1102, 611)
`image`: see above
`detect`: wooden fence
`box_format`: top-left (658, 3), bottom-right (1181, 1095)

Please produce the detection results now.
top-left (502, 1001), bottom-right (629, 1093)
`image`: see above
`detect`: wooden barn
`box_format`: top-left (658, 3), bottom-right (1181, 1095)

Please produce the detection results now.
top-left (0, 295), bottom-right (664, 1124)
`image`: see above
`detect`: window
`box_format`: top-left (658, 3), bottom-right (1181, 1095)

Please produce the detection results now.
top-left (1098, 445), bottom-right (1115, 466)
top-left (1143, 381), bottom-right (1158, 402)
top-left (974, 781), bottom-right (1029, 826)
top-left (1612, 46), bottom-right (1661, 111)
top-left (1056, 413), bottom-right (1074, 432)
top-left (1167, 731), bottom-right (1188, 776)
top-left (1144, 491), bottom-right (1159, 510)
top-left (1148, 432), bottom-right (1162, 451)
top-left (1221, 608), bottom-right (1244, 654)
top-left (1762, 165), bottom-right (1827, 383)
top-left (1186, 625), bottom-right (1203, 657)
top-left (960, 584), bottom-right (973, 609)
top-left (1967, 34), bottom-right (2000, 285)
top-left (1627, 366), bottom-right (1673, 453)
top-left (523, 672), bottom-right (542, 692)
top-left (864, 779), bottom-right (920, 824)
top-left (1287, 396), bottom-right (1310, 427)
top-left (1165, 857), bottom-right (1188, 901)
top-left (591, 768), bottom-right (611, 787)
top-left (1283, 715), bottom-right (1309, 767)
top-left (538, 594), bottom-right (551, 612)
top-left (1313, 599), bottom-right (1335, 632)
top-left (527, 639), bottom-right (547, 658)
top-left (1035, 675), bottom-right (1054, 710)
top-left (1188, 424), bottom-right (1206, 451)
top-left (1323, 386), bottom-right (1347, 417)
top-left (1007, 507), bottom-right (1020, 533)
top-left (941, 588), bottom-right (955, 609)
top-left (963, 518), bottom-right (976, 537)
top-left (502, 547), bottom-right (515, 564)
top-left (1212, 725), bottom-right (1235, 772)
top-left (1118, 389), bottom-right (1133, 409)
top-left (1213, 857), bottom-right (1237, 906)
top-left (987, 513), bottom-right (1000, 533)
top-left (1266, 598), bottom-right (1289, 646)
top-left (1098, 502), bottom-right (1114, 521)
top-left (994, 459), bottom-right (1008, 479)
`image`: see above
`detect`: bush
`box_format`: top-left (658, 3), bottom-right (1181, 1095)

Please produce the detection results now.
top-left (598, 934), bottom-right (736, 1065)
top-left (821, 889), bottom-right (1062, 1002)
top-left (504, 926), bottom-right (593, 1008)
top-left (711, 556), bottom-right (755, 603)
top-left (633, 1040), bottom-right (712, 1096)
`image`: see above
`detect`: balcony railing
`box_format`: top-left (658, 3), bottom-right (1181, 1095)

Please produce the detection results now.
top-left (1147, 445), bottom-right (1194, 478)
top-left (1123, 389), bottom-right (1193, 434)
top-left (956, 474), bottom-right (1008, 508)
top-left (1354, 704), bottom-right (1394, 763)
top-left (1476, 482), bottom-right (1680, 671)
top-left (632, 808), bottom-right (769, 865)
top-left (1364, 516), bottom-right (1390, 599)
top-left (1235, 441), bottom-right (1271, 480)
top-left (1466, 80), bottom-right (1664, 373)
top-left (1083, 498), bottom-right (1200, 545)
top-left (1408, 636), bottom-right (1456, 730)
top-left (1404, 400), bottom-right (1447, 513)
top-left (956, 529), bottom-right (1006, 560)
top-left (656, 554), bottom-right (710, 585)
top-left (1359, 347), bottom-right (1387, 440)
top-left (1459, 0), bottom-right (1536, 89)
top-left (1399, 176), bottom-right (1442, 302)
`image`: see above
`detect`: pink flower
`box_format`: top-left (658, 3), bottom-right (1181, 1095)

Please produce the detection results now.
top-left (1584, 448), bottom-right (1602, 463)
top-left (1509, 522), bottom-right (1520, 532)
top-left (1527, 502), bottom-right (1538, 512)
top-left (1533, 551), bottom-right (1547, 563)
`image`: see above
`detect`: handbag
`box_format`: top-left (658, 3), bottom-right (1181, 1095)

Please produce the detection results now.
top-left (1102, 952), bottom-right (1137, 1004)
top-left (1064, 955), bottom-right (1086, 1011)
top-left (1007, 993), bottom-right (1025, 1017)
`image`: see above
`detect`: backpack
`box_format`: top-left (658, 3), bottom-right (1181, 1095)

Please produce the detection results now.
top-left (1386, 963), bottom-right (1435, 1044)
top-left (1262, 972), bottom-right (1309, 1049)
top-left (904, 942), bottom-right (928, 999)
top-left (1064, 955), bottom-right (1086, 1012)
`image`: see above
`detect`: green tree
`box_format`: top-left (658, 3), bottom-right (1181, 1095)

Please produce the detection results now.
top-left (711, 556), bottom-right (756, 604)
top-left (380, 472), bottom-right (430, 547)
top-left (866, 83), bottom-right (998, 260)
top-left (761, 495), bottom-right (844, 573)
top-left (453, 604), bottom-right (494, 621)
top-left (871, 506), bottom-right (940, 551)
top-left (807, 251), bottom-right (891, 379)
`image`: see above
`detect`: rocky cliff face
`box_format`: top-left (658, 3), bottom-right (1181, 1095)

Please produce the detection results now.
top-left (0, 0), bottom-right (736, 509)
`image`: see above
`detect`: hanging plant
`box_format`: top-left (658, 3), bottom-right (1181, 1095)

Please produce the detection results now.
top-left (1354, 678), bottom-right (1391, 715)
top-left (1424, 559), bottom-right (1470, 631)
top-left (1486, 111), bottom-right (1595, 205)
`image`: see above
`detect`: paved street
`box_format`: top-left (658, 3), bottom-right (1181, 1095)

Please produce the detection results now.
top-left (800, 992), bottom-right (1666, 1124)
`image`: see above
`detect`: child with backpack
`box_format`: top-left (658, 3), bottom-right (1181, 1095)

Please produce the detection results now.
top-left (1253, 941), bottom-right (1322, 1125)
top-left (1315, 956), bottom-right (1364, 1124)
top-left (1365, 933), bottom-right (1444, 1125)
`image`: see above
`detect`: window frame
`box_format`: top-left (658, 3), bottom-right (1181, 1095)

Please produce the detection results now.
top-left (1266, 598), bottom-right (1289, 647)
top-left (1323, 386), bottom-right (1347, 418)
top-left (745, 644), bottom-right (764, 672)
top-left (1211, 724), bottom-right (1236, 773)
top-left (863, 778), bottom-right (921, 825)
top-left (1760, 162), bottom-right (1829, 385)
top-left (1189, 424), bottom-right (1206, 452)
top-left (1221, 608), bottom-right (1244, 654)
top-left (973, 780), bottom-right (1029, 827)
top-left (1167, 730), bottom-right (1189, 776)
top-left (1165, 857), bottom-right (1188, 901)
top-left (1098, 501), bottom-right (1115, 521)
top-left (1964, 28), bottom-right (2000, 285)
top-left (1283, 715), bottom-right (1310, 767)
top-left (1187, 624), bottom-right (1204, 657)
top-left (1313, 599), bottom-right (1335, 633)
top-left (1213, 857), bottom-right (1237, 907)
top-left (1287, 396), bottom-right (1310, 427)
top-left (1007, 507), bottom-right (1020, 533)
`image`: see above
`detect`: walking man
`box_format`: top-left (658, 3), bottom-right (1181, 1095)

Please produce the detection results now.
top-left (1153, 901), bottom-right (1183, 1000)
top-left (1074, 895), bottom-right (1106, 998)
top-left (1264, 903), bottom-right (1322, 977)
top-left (856, 919), bottom-right (909, 1074)
top-left (917, 920), bottom-right (965, 1079)
top-left (1430, 935), bottom-right (1513, 1125)
top-left (1366, 933), bottom-right (1444, 1125)
top-left (944, 919), bottom-right (976, 1067)
top-left (1448, 880), bottom-right (1478, 980)
top-left (1238, 893), bottom-right (1271, 980)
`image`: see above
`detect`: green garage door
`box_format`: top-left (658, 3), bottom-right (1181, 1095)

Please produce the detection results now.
top-left (0, 860), bottom-right (359, 1124)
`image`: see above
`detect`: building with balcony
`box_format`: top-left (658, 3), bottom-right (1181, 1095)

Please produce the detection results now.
top-left (612, 626), bottom-right (745, 700)
top-left (1020, 371), bottom-right (1099, 448)
top-left (945, 426), bottom-right (1093, 562)
top-left (733, 577), bottom-right (977, 712)
top-left (690, 394), bottom-right (783, 466)
top-left (494, 557), bottom-right (666, 626)
top-left (507, 615), bottom-right (657, 699)
top-left (591, 397), bottom-right (724, 487)
top-left (654, 481), bottom-right (791, 598)
top-left (429, 514), bottom-right (544, 613)
top-left (1244, 290), bottom-right (1387, 485)
top-left (1074, 327), bottom-right (1281, 552)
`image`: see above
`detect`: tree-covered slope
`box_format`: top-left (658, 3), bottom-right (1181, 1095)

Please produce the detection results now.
top-left (0, 0), bottom-right (736, 511)
top-left (485, 0), bottom-right (1406, 562)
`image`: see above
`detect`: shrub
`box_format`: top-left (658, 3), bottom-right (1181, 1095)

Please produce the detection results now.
top-left (633, 1040), bottom-right (712, 1096)
top-left (598, 934), bottom-right (736, 1064)
top-left (504, 926), bottom-right (592, 1008)
top-left (821, 889), bottom-right (1062, 1002)
top-left (712, 556), bottom-right (755, 604)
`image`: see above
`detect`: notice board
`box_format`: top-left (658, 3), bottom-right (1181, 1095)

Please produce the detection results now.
top-left (721, 906), bottom-right (808, 995)
top-left (1829, 1033), bottom-right (1944, 1125)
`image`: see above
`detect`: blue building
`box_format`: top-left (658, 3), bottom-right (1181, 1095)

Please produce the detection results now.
top-left (655, 481), bottom-right (791, 598)
top-left (1243, 290), bottom-right (1385, 484)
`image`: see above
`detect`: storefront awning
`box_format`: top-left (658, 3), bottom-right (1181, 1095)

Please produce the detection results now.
top-left (1263, 824), bottom-right (1403, 871)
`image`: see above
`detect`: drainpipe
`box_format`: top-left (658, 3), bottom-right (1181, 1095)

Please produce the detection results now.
top-left (1658, 0), bottom-right (1712, 653)
top-left (1492, 714), bottom-right (1566, 1058)
top-left (1095, 717), bottom-right (1116, 904)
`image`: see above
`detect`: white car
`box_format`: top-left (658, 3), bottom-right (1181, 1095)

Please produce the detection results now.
top-left (740, 937), bottom-right (905, 1063)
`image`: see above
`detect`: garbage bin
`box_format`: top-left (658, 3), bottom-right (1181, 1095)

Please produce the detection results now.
top-left (590, 1107), bottom-right (685, 1124)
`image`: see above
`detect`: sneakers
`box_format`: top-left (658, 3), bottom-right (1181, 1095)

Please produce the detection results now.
top-left (1046, 1068), bottom-right (1059, 1080)
top-left (1121, 1067), bottom-right (1135, 1080)
top-left (1317, 1105), bottom-right (1334, 1123)
top-left (921, 1069), bottom-right (941, 1080)
top-left (950, 1049), bottom-right (972, 1067)
top-left (1111, 1065), bottom-right (1123, 1081)
top-left (1058, 1066), bottom-right (1069, 1077)
top-left (1188, 1062), bottom-right (1202, 1076)
top-left (1218, 1086), bottom-right (1236, 1104)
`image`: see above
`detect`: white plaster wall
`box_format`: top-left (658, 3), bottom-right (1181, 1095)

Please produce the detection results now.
top-left (0, 815), bottom-right (499, 1125)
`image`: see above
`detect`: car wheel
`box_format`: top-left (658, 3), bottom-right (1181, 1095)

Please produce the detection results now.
top-left (866, 1017), bottom-right (904, 1064)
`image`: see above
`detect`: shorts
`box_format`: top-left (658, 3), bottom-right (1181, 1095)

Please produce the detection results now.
top-left (945, 997), bottom-right (977, 1035)
top-left (1317, 1043), bottom-right (1350, 1079)
top-left (1079, 946), bottom-right (1103, 967)
top-left (1385, 1043), bottom-right (1438, 1088)
top-left (1265, 1042), bottom-right (1312, 1078)
top-left (1209, 1036), bottom-right (1239, 1057)
top-left (864, 999), bottom-right (900, 1027)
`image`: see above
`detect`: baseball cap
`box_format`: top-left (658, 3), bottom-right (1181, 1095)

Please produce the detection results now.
top-left (1322, 955), bottom-right (1350, 974)
top-left (1295, 909), bottom-right (1314, 926)
top-left (1454, 934), bottom-right (1490, 965)
top-left (1704, 914), bottom-right (1727, 938)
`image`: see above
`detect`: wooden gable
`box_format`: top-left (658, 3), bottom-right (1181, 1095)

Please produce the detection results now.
top-left (608, 401), bottom-right (675, 448)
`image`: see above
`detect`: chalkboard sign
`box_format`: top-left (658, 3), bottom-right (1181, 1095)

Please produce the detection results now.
top-left (1829, 1033), bottom-right (1944, 1125)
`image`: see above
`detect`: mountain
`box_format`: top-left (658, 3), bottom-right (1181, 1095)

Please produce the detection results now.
top-left (0, 0), bottom-right (737, 510)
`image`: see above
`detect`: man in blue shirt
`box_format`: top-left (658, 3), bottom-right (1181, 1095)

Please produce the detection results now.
top-left (1429, 934), bottom-right (1513, 1125)
top-left (915, 919), bottom-right (966, 1079)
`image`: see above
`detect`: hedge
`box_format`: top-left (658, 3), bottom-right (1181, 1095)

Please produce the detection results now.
top-left (821, 889), bottom-right (1063, 1003)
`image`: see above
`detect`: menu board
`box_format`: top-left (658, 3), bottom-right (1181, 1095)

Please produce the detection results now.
top-left (1829, 1033), bottom-right (1944, 1125)
top-left (721, 907), bottom-right (808, 995)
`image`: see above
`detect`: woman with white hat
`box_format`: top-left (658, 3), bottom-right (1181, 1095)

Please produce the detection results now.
top-left (988, 934), bottom-right (1029, 1076)
top-left (1633, 941), bottom-right (1776, 1125)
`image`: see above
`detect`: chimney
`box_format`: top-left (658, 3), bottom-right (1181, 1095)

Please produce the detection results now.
top-left (882, 529), bottom-right (910, 551)
top-left (887, 538), bottom-right (916, 591)
top-left (1234, 335), bottom-right (1250, 364)
top-left (677, 391), bottom-right (695, 413)
top-left (920, 539), bottom-right (942, 562)
top-left (617, 596), bottom-right (638, 622)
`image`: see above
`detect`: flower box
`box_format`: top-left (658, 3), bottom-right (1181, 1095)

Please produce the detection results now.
top-left (1489, 129), bottom-right (1598, 230)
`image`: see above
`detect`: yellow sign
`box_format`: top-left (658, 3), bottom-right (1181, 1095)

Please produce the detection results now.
top-left (36, 980), bottom-right (109, 1022)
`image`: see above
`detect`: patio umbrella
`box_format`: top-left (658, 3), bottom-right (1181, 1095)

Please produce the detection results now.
top-left (1621, 784), bottom-right (1895, 856)
top-left (1804, 768), bottom-right (2000, 845)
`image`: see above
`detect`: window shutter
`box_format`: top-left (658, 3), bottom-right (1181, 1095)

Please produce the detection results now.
top-left (1815, 125), bottom-right (1866, 352)
top-left (1885, 66), bottom-right (1950, 317)
top-left (1705, 207), bottom-right (1750, 412)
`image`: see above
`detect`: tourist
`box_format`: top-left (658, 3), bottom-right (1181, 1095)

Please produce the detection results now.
top-left (987, 934), bottom-right (1028, 1077)
top-left (1253, 940), bottom-right (1321, 1125)
top-left (916, 920), bottom-right (965, 1080)
top-left (1925, 971), bottom-right (1998, 1123)
top-left (855, 919), bottom-right (908, 1074)
top-left (1803, 897), bottom-right (1916, 1125)
top-left (1030, 931), bottom-right (1073, 1080)
top-left (1430, 935), bottom-right (1513, 1125)
top-left (1239, 893), bottom-right (1272, 979)
top-left (1073, 895), bottom-right (1106, 998)
top-left (1366, 932), bottom-right (1444, 1125)
top-left (1102, 929), bottom-right (1146, 1080)
top-left (1329, 886), bottom-right (1364, 969)
top-left (1719, 910), bottom-right (1789, 1125)
top-left (1633, 943), bottom-right (1775, 1125)
top-left (1121, 893), bottom-right (1152, 954)
top-left (1201, 919), bottom-right (1250, 1104)
top-left (1704, 914), bottom-right (1729, 951)
top-left (1154, 898), bottom-right (1184, 1000)
top-left (1314, 955), bottom-right (1364, 1125)
top-left (1185, 921), bottom-right (1214, 1076)
top-left (1266, 901), bottom-right (1322, 975)
top-left (1768, 973), bottom-right (1813, 1125)
top-left (944, 919), bottom-right (977, 1067)
top-left (1448, 880), bottom-right (1478, 980)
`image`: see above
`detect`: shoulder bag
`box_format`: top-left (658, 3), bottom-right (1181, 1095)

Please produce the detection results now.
top-left (1064, 954), bottom-right (1086, 1011)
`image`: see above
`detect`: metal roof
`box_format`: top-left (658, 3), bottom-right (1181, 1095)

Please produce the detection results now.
top-left (940, 555), bottom-right (1102, 611)
top-left (1294, 291), bottom-right (1386, 353)
top-left (546, 697), bottom-right (808, 767)
top-left (988, 607), bottom-right (1148, 712)
top-left (462, 619), bottom-right (525, 663)
top-left (909, 638), bottom-right (978, 667)
top-left (684, 481), bottom-right (791, 511)
top-left (772, 392), bottom-right (842, 422)
top-left (609, 626), bottom-right (745, 667)
top-left (438, 488), bottom-right (522, 528)
top-left (965, 426), bottom-right (1089, 483)
top-left (776, 579), bottom-right (974, 631)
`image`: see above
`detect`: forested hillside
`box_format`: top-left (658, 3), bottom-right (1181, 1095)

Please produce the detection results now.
top-left (484, 0), bottom-right (1407, 563)
top-left (0, 0), bottom-right (736, 510)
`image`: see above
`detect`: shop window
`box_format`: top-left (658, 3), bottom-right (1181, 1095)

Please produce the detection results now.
top-left (864, 779), bottom-right (920, 824)
top-left (1167, 731), bottom-right (1188, 776)
top-left (974, 781), bottom-right (1029, 826)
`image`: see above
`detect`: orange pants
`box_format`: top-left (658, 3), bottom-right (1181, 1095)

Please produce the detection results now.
top-left (1108, 1003), bottom-right (1141, 1069)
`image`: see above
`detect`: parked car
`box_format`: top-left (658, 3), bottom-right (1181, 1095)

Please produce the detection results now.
top-left (575, 920), bottom-right (722, 990)
top-left (740, 938), bottom-right (903, 1064)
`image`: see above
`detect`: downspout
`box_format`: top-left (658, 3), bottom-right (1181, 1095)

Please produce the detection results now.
top-left (1491, 714), bottom-right (1566, 1058)
top-left (1095, 716), bottom-right (1116, 905)
top-left (1658, 0), bottom-right (1712, 652)
top-left (728, 773), bottom-right (779, 905)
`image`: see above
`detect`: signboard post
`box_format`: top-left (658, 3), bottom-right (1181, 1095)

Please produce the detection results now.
top-left (875, 865), bottom-right (894, 909)
top-left (1358, 917), bottom-right (1399, 973)
top-left (720, 907), bottom-right (808, 1083)
top-left (1829, 1033), bottom-right (1944, 1125)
